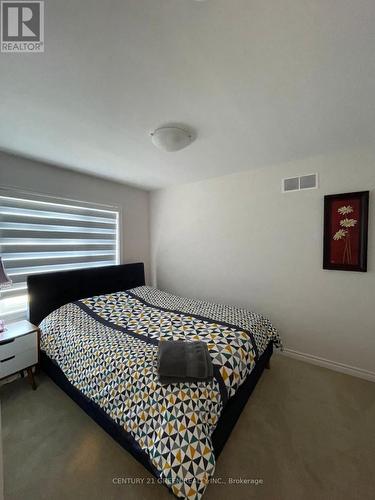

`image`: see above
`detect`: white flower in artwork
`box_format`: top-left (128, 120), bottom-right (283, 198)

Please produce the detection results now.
top-left (333, 229), bottom-right (348, 240)
top-left (340, 218), bottom-right (357, 228)
top-left (333, 205), bottom-right (358, 264)
top-left (338, 205), bottom-right (354, 215)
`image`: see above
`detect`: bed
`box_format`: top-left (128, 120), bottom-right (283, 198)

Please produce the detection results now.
top-left (27, 263), bottom-right (281, 499)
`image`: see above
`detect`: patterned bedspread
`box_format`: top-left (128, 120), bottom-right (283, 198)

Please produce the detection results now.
top-left (40, 286), bottom-right (281, 499)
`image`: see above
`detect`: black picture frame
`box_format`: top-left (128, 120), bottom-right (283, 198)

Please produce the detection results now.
top-left (323, 191), bottom-right (369, 272)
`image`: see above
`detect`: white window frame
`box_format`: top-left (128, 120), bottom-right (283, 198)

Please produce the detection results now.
top-left (0, 187), bottom-right (121, 322)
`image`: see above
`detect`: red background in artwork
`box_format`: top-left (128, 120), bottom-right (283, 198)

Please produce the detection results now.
top-left (329, 198), bottom-right (361, 265)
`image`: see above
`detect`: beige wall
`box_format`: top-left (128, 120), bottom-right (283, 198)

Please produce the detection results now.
top-left (151, 148), bottom-right (375, 378)
top-left (0, 151), bottom-right (151, 282)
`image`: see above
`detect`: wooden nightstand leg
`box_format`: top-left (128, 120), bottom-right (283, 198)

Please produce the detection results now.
top-left (27, 367), bottom-right (37, 390)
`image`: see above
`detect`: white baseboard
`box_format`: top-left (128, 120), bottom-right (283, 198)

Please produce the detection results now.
top-left (280, 348), bottom-right (375, 383)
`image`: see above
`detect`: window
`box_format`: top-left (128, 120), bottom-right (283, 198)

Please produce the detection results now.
top-left (0, 191), bottom-right (120, 321)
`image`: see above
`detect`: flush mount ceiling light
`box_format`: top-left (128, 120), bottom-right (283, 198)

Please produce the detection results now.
top-left (150, 126), bottom-right (193, 152)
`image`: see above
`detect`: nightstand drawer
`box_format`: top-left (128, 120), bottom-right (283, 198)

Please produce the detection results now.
top-left (0, 330), bottom-right (37, 359)
top-left (0, 348), bottom-right (38, 379)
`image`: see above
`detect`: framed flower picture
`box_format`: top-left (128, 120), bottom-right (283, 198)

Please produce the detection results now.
top-left (323, 191), bottom-right (369, 272)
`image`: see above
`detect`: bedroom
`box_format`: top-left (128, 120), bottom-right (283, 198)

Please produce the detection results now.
top-left (0, 1), bottom-right (374, 499)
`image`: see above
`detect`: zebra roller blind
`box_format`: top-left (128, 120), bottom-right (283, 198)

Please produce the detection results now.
top-left (0, 192), bottom-right (119, 320)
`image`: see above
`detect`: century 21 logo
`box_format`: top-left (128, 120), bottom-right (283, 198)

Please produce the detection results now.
top-left (1, 1), bottom-right (44, 52)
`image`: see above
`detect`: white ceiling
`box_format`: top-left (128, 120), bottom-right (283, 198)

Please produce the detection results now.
top-left (1, 0), bottom-right (375, 190)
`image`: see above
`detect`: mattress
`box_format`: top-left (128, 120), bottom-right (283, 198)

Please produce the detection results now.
top-left (39, 286), bottom-right (281, 499)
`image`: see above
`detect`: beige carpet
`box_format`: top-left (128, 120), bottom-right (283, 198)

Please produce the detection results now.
top-left (1, 355), bottom-right (374, 500)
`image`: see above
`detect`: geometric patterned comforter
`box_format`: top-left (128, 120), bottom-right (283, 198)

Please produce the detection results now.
top-left (39, 286), bottom-right (281, 499)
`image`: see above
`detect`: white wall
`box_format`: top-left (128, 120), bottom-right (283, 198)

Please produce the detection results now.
top-left (151, 148), bottom-right (375, 378)
top-left (0, 151), bottom-right (151, 282)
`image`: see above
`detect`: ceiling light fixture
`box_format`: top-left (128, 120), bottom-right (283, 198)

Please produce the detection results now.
top-left (150, 126), bottom-right (193, 152)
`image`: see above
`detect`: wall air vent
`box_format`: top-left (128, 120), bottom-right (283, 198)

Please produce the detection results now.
top-left (283, 177), bottom-right (299, 192)
top-left (282, 173), bottom-right (318, 193)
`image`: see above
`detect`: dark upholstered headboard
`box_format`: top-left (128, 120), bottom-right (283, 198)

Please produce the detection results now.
top-left (27, 263), bottom-right (145, 325)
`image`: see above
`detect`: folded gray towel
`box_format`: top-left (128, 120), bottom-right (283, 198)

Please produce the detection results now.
top-left (157, 340), bottom-right (213, 385)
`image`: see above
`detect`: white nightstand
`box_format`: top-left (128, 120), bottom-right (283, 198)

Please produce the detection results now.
top-left (0, 320), bottom-right (39, 390)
